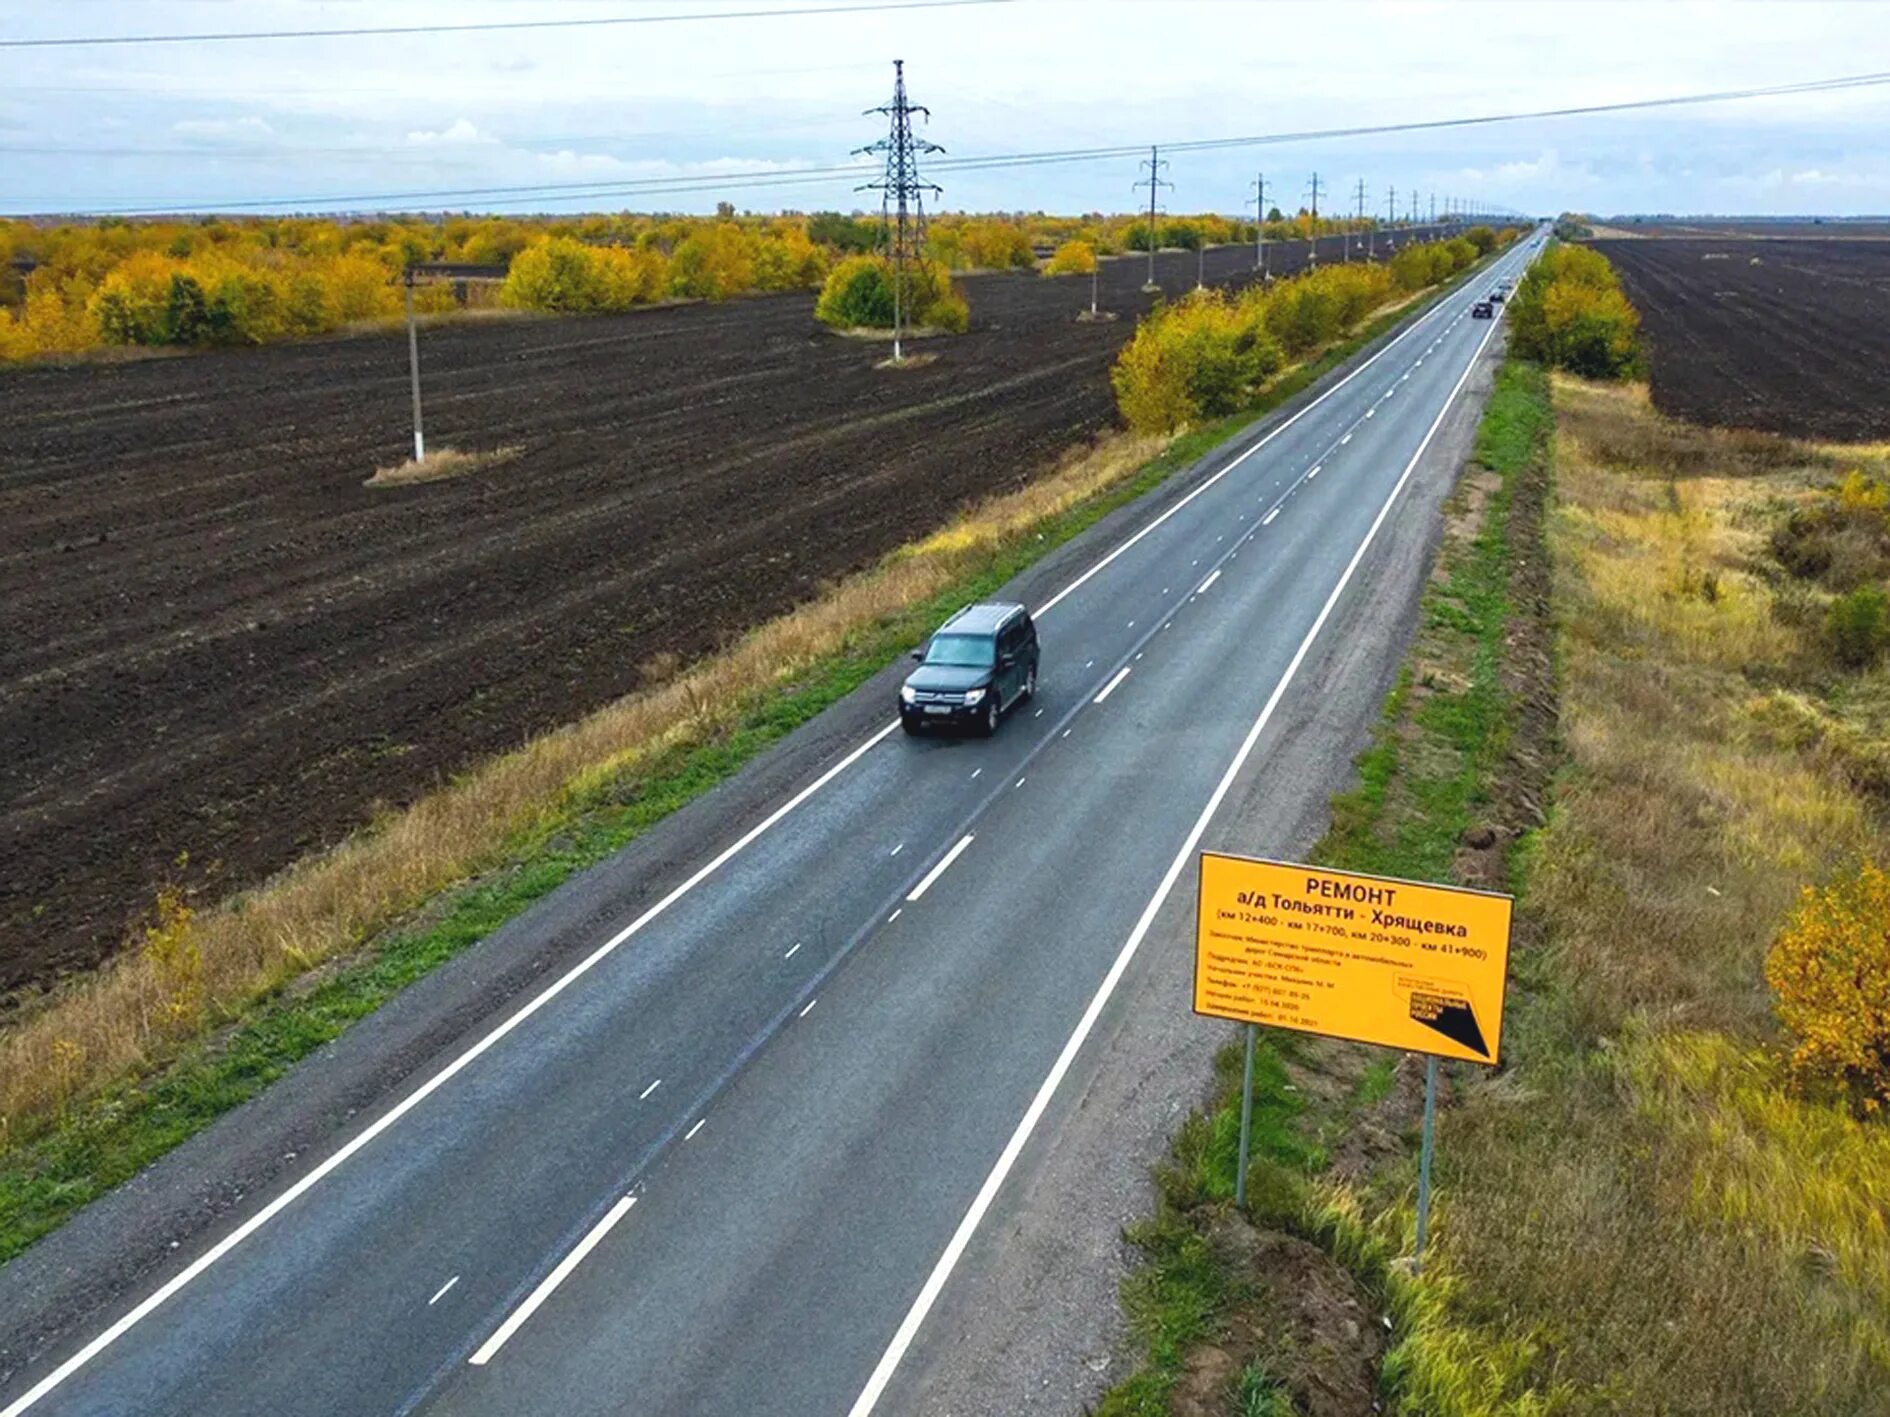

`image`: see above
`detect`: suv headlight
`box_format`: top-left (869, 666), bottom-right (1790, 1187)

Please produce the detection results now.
top-left (900, 684), bottom-right (917, 704)
top-left (961, 687), bottom-right (986, 706)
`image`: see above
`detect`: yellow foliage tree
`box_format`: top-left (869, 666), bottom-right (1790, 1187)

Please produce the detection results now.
top-left (668, 224), bottom-right (757, 301)
top-left (814, 253), bottom-right (967, 333)
top-left (1043, 240), bottom-right (1097, 276)
top-left (500, 236), bottom-right (667, 314)
top-left (1765, 860), bottom-right (1890, 1115)
top-left (1112, 289), bottom-right (1285, 434)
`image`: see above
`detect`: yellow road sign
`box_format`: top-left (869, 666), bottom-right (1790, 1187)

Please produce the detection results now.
top-left (1194, 853), bottom-right (1513, 1065)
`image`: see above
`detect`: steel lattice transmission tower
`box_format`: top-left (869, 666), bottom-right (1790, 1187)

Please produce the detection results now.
top-left (855, 59), bottom-right (943, 362)
top-left (1135, 146), bottom-right (1172, 292)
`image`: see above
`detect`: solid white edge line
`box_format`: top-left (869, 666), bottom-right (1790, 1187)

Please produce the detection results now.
top-left (843, 270), bottom-right (1518, 1417)
top-left (0, 247), bottom-right (1528, 1417)
top-left (1032, 274), bottom-right (1465, 618)
top-left (467, 1195), bottom-right (636, 1367)
top-left (0, 717), bottom-right (896, 1417)
top-left (1093, 666), bottom-right (1132, 704)
top-left (905, 833), bottom-right (975, 903)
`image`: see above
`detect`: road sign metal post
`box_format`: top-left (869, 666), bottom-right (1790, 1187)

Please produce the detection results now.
top-left (1413, 1054), bottom-right (1439, 1273)
top-left (1194, 853), bottom-right (1513, 1273)
top-left (404, 270), bottom-right (425, 464)
top-left (1235, 1022), bottom-right (1257, 1208)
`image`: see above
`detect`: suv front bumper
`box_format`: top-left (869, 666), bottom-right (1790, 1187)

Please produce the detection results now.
top-left (901, 697), bottom-right (987, 729)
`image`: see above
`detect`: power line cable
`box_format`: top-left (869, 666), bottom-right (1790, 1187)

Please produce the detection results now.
top-left (0, 0), bottom-right (1013, 50)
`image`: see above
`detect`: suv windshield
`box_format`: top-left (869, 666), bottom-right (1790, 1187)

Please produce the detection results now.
top-left (925, 632), bottom-right (994, 668)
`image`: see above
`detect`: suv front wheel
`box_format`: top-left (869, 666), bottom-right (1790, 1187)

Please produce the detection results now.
top-left (978, 695), bottom-right (1000, 737)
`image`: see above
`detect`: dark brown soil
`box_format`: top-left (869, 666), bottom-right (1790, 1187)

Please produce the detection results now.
top-left (0, 230), bottom-right (1454, 997)
top-left (1172, 1215), bottom-right (1386, 1417)
top-left (1597, 219), bottom-right (1890, 239)
top-left (1590, 237), bottom-right (1890, 441)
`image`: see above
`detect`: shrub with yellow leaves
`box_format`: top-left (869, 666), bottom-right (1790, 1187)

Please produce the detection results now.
top-left (1043, 240), bottom-right (1097, 277)
top-left (1765, 859), bottom-right (1890, 1115)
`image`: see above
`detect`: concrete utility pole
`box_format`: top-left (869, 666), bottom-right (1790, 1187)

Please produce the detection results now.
top-left (1250, 172), bottom-right (1269, 276)
top-left (1430, 192), bottom-right (1437, 226)
top-left (1136, 146), bottom-right (1171, 292)
top-left (855, 59), bottom-right (943, 364)
top-left (1355, 177), bottom-right (1370, 261)
top-left (397, 262), bottom-right (505, 466)
top-left (403, 269), bottom-right (424, 464)
top-left (1305, 171), bottom-right (1323, 267)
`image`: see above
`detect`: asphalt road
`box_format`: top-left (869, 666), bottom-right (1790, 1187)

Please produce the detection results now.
top-left (0, 230), bottom-right (1544, 1417)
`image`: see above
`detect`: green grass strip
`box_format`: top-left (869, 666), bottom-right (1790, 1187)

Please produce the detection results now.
top-left (1094, 356), bottom-right (1553, 1413)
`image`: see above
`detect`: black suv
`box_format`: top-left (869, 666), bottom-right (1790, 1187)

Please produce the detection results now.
top-left (900, 602), bottom-right (1039, 736)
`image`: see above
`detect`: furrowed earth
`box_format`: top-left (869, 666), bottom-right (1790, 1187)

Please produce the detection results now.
top-left (1, 230), bottom-right (1449, 996)
top-left (1590, 236), bottom-right (1890, 440)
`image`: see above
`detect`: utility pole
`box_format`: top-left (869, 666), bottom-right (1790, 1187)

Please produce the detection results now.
top-left (855, 59), bottom-right (942, 364)
top-left (1429, 191), bottom-right (1436, 227)
top-left (1305, 171), bottom-right (1323, 267)
top-left (1410, 189), bottom-right (1420, 224)
top-left (1250, 171), bottom-right (1269, 277)
top-left (403, 268), bottom-right (424, 464)
top-left (1136, 146), bottom-right (1171, 292)
top-left (1355, 177), bottom-right (1370, 262)
top-left (1386, 184), bottom-right (1397, 247)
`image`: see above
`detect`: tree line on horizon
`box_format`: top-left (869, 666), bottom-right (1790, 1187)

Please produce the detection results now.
top-left (0, 206), bottom-right (1440, 362)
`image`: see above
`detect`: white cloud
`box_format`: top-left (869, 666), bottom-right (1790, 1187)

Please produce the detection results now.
top-left (534, 150), bottom-right (813, 178)
top-left (1784, 167), bottom-right (1875, 189)
top-left (405, 119), bottom-right (495, 147)
top-left (170, 116), bottom-right (275, 142)
top-left (535, 148), bottom-right (639, 176)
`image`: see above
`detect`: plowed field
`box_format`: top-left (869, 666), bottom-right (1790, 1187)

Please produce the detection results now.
top-left (3, 229), bottom-right (1456, 993)
top-left (1591, 237), bottom-right (1890, 440)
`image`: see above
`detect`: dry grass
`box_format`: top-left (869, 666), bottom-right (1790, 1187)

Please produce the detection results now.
top-left (830, 324), bottom-right (956, 342)
top-left (0, 428), bottom-right (1167, 1151)
top-left (365, 444), bottom-right (520, 487)
top-left (1397, 376), bottom-right (1890, 1413)
top-left (872, 351), bottom-right (941, 371)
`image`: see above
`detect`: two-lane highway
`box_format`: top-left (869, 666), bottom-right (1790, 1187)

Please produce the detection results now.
top-left (0, 230), bottom-right (1544, 1417)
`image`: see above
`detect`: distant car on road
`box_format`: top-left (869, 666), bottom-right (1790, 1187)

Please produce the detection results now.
top-left (1472, 300), bottom-right (1495, 320)
top-left (901, 602), bottom-right (1039, 736)
top-left (1488, 288), bottom-right (1506, 303)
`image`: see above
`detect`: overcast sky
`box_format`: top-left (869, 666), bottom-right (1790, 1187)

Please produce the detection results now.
top-left (4, 0), bottom-right (1889, 218)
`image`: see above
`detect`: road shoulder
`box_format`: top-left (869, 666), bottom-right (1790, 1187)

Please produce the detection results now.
top-left (890, 326), bottom-right (1507, 1416)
